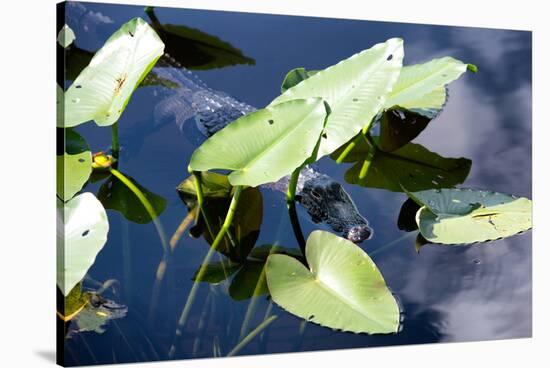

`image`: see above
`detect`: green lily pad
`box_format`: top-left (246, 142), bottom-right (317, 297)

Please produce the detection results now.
top-left (271, 38), bottom-right (404, 157)
top-left (266, 230), bottom-right (400, 334)
top-left (176, 171), bottom-right (232, 205)
top-left (332, 136), bottom-right (471, 192)
top-left (97, 172), bottom-right (167, 224)
top-left (57, 193), bottom-right (109, 296)
top-left (64, 17), bottom-right (165, 127)
top-left (407, 188), bottom-right (532, 244)
top-left (57, 129), bottom-right (92, 201)
top-left (189, 98), bottom-right (328, 187)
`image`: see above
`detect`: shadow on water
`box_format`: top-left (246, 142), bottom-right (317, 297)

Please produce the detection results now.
top-left (61, 1), bottom-right (532, 365)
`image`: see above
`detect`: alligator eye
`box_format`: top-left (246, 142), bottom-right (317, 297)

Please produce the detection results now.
top-left (311, 190), bottom-right (322, 199)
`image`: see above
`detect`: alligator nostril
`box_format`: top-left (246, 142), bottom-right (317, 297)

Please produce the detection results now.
top-left (347, 225), bottom-right (373, 243)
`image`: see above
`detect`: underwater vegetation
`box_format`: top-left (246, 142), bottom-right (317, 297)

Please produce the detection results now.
top-left (57, 7), bottom-right (532, 360)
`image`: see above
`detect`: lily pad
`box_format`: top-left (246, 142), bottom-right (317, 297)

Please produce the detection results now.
top-left (57, 129), bottom-right (92, 201)
top-left (189, 98), bottom-right (328, 187)
top-left (57, 193), bottom-right (109, 296)
top-left (376, 107), bottom-right (431, 152)
top-left (332, 136), bottom-right (471, 192)
top-left (266, 230), bottom-right (400, 334)
top-left (97, 172), bottom-right (167, 224)
top-left (145, 7), bottom-right (255, 70)
top-left (229, 261), bottom-right (269, 301)
top-left (407, 188), bottom-right (532, 244)
top-left (64, 17), bottom-right (165, 127)
top-left (177, 171), bottom-right (232, 204)
top-left (271, 38), bottom-right (403, 157)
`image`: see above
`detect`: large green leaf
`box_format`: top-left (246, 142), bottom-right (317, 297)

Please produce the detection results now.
top-left (97, 172), bottom-right (167, 224)
top-left (57, 193), bottom-right (109, 296)
top-left (64, 17), bottom-right (165, 127)
top-left (270, 38), bottom-right (404, 157)
top-left (266, 231), bottom-right (400, 334)
top-left (189, 98), bottom-right (328, 187)
top-left (383, 57), bottom-right (473, 118)
top-left (376, 107), bottom-right (432, 152)
top-left (407, 188), bottom-right (532, 244)
top-left (332, 136), bottom-right (471, 192)
top-left (57, 129), bottom-right (92, 201)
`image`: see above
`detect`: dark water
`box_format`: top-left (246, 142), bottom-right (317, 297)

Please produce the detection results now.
top-left (61, 1), bottom-right (532, 365)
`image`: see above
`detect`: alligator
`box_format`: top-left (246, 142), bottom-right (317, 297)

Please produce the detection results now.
top-left (153, 54), bottom-right (373, 243)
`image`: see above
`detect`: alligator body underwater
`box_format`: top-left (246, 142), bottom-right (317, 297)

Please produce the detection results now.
top-left (153, 54), bottom-right (373, 243)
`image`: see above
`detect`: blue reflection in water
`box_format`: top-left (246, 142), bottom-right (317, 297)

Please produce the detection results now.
top-left (63, 2), bottom-right (531, 365)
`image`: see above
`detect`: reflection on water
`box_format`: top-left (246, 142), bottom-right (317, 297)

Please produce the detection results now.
top-left (62, 2), bottom-right (531, 365)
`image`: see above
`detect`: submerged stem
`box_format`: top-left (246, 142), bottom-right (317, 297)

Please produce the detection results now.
top-left (286, 167), bottom-right (306, 255)
top-left (169, 185), bottom-right (243, 358)
top-left (111, 122), bottom-right (120, 159)
top-left (227, 315), bottom-right (278, 357)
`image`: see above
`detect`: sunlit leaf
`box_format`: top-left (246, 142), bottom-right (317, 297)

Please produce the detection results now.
top-left (57, 129), bottom-right (92, 201)
top-left (57, 193), bottom-right (109, 296)
top-left (332, 136), bottom-right (471, 192)
top-left (64, 17), bottom-right (165, 127)
top-left (383, 57), bottom-right (472, 118)
top-left (57, 24), bottom-right (76, 48)
top-left (97, 172), bottom-right (167, 224)
top-left (407, 188), bottom-right (532, 244)
top-left (189, 98), bottom-right (328, 187)
top-left (266, 230), bottom-right (400, 334)
top-left (271, 38), bottom-right (404, 157)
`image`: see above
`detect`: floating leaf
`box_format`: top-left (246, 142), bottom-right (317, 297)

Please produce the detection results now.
top-left (57, 193), bottom-right (109, 296)
top-left (66, 294), bottom-right (127, 338)
top-left (397, 197), bottom-right (421, 232)
top-left (177, 171), bottom-right (232, 205)
top-left (229, 261), bottom-right (269, 301)
top-left (64, 17), bottom-right (165, 127)
top-left (57, 129), bottom-right (92, 201)
top-left (270, 38), bottom-right (404, 157)
top-left (407, 188), bottom-right (532, 244)
top-left (57, 24), bottom-right (76, 48)
top-left (189, 98), bottom-right (328, 187)
top-left (146, 7), bottom-right (255, 70)
top-left (376, 107), bottom-right (431, 152)
top-left (383, 57), bottom-right (472, 118)
top-left (332, 136), bottom-right (471, 192)
top-left (266, 230), bottom-right (400, 334)
top-left (97, 172), bottom-right (167, 224)
top-left (280, 67), bottom-right (318, 93)
top-left (179, 173), bottom-right (263, 262)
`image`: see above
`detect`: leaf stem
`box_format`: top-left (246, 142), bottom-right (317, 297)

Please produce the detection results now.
top-left (227, 315), bottom-right (278, 357)
top-left (168, 185), bottom-right (243, 358)
top-left (111, 122), bottom-right (120, 159)
top-left (286, 167), bottom-right (306, 255)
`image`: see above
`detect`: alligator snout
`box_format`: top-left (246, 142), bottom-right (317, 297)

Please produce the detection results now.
top-left (345, 224), bottom-right (373, 243)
